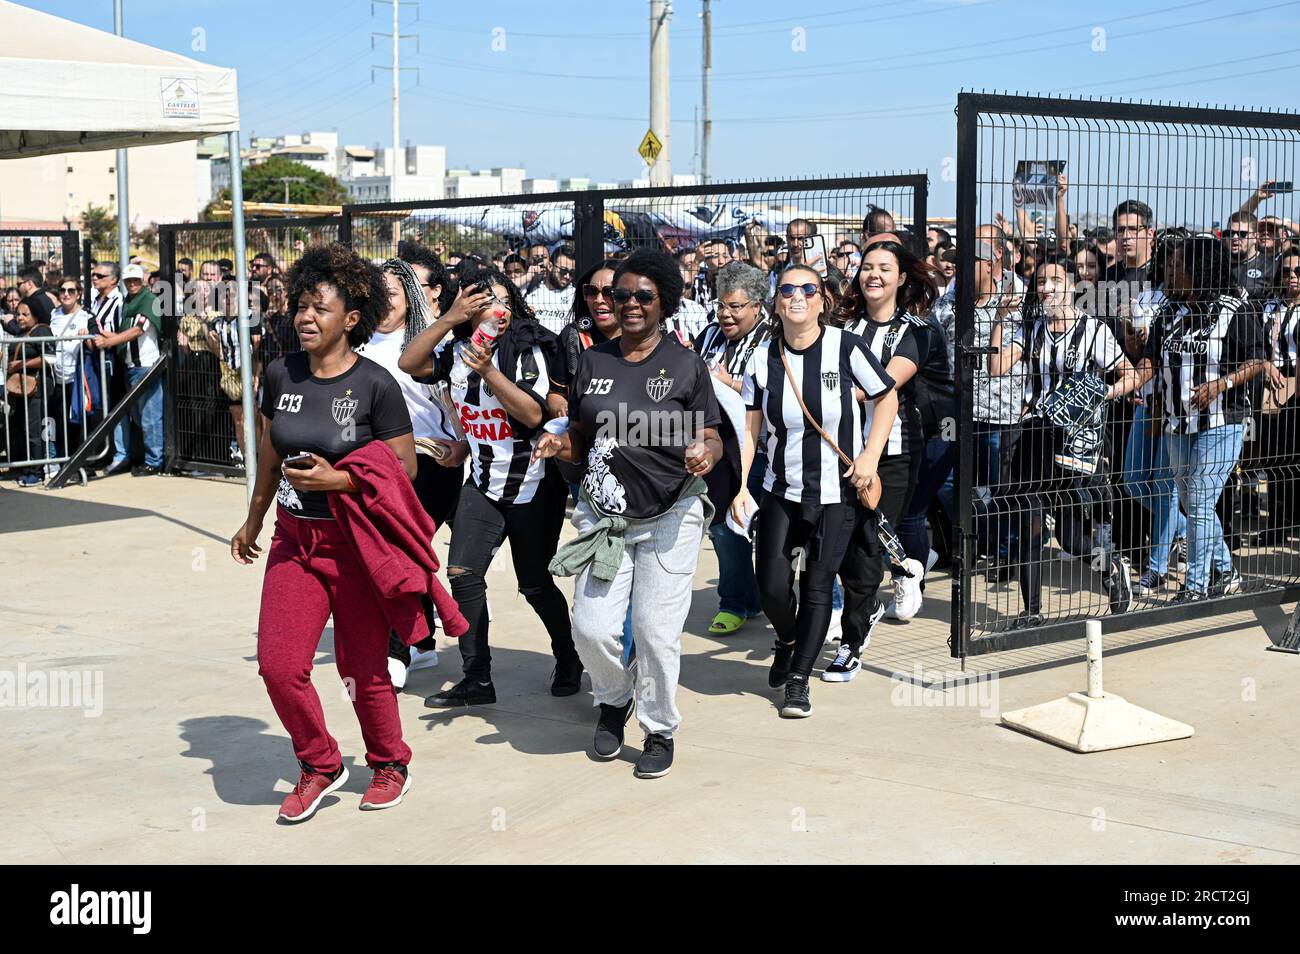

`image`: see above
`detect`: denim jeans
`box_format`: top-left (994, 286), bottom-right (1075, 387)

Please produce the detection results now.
top-left (1121, 403), bottom-right (1187, 575)
top-left (112, 364), bottom-right (164, 468)
top-left (709, 452), bottom-right (767, 618)
top-left (1165, 424), bottom-right (1243, 594)
top-left (899, 435), bottom-right (955, 563)
top-left (974, 421), bottom-right (1017, 561)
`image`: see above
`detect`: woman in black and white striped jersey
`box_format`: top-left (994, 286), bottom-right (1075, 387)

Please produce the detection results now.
top-left (398, 261), bottom-right (582, 706)
top-left (826, 241), bottom-right (944, 681)
top-left (730, 264), bottom-right (898, 718)
top-left (990, 257), bottom-right (1143, 629)
top-left (1136, 237), bottom-right (1268, 603)
top-left (1259, 249), bottom-right (1300, 543)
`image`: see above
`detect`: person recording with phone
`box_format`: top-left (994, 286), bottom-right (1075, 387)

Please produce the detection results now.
top-left (398, 262), bottom-right (580, 707)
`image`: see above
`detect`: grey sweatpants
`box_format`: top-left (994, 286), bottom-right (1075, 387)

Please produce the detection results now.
top-left (569, 495), bottom-right (705, 738)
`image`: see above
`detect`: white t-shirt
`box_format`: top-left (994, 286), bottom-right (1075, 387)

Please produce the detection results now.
top-left (49, 306), bottom-right (90, 385)
top-left (356, 327), bottom-right (459, 442)
top-left (525, 283), bottom-right (576, 335)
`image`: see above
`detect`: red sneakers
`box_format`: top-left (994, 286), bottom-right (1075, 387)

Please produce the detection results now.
top-left (278, 764), bottom-right (349, 824)
top-left (359, 763), bottom-right (412, 811)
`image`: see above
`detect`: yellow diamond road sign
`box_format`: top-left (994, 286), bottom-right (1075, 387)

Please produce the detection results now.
top-left (638, 129), bottom-right (663, 166)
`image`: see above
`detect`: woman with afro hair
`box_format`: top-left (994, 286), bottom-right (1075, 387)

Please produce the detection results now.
top-left (231, 242), bottom-right (423, 823)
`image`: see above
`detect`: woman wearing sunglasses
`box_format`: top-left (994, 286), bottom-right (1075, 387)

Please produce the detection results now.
top-left (49, 277), bottom-right (91, 455)
top-left (730, 266), bottom-right (898, 717)
top-left (399, 262), bottom-right (582, 707)
top-left (826, 241), bottom-right (946, 678)
top-left (536, 249), bottom-right (722, 779)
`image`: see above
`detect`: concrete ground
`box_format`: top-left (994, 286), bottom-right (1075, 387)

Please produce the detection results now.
top-left (2, 474), bottom-right (1298, 864)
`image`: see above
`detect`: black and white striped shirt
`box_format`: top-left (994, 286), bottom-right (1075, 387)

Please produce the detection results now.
top-left (432, 336), bottom-right (552, 504)
top-left (843, 309), bottom-right (927, 457)
top-left (741, 325), bottom-right (894, 505)
top-left (1264, 299), bottom-right (1300, 377)
top-left (1144, 296), bottom-right (1266, 434)
top-left (694, 316), bottom-right (773, 377)
top-left (1009, 313), bottom-right (1122, 418)
top-left (88, 287), bottom-right (122, 337)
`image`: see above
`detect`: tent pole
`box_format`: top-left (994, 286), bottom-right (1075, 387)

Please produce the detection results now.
top-left (228, 129), bottom-right (257, 501)
top-left (114, 0), bottom-right (129, 269)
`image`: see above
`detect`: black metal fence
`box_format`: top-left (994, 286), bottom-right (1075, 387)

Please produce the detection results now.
top-left (952, 92), bottom-right (1300, 657)
top-left (0, 229), bottom-right (82, 298)
top-left (157, 216), bottom-right (340, 475)
top-left (342, 173), bottom-right (927, 333)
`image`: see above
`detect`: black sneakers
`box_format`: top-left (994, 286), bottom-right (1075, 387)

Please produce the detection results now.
top-left (593, 699), bottom-right (634, 760)
top-left (768, 640), bottom-right (795, 689)
top-left (633, 733), bottom-right (674, 779)
top-left (1106, 558), bottom-right (1133, 615)
top-left (821, 642), bottom-right (861, 682)
top-left (1209, 567), bottom-right (1243, 597)
top-left (551, 654), bottom-right (584, 697)
top-left (1008, 612), bottom-right (1045, 631)
top-left (424, 677), bottom-right (496, 708)
top-left (780, 675), bottom-right (813, 718)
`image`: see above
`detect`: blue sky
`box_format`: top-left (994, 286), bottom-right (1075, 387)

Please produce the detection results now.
top-left (20, 0), bottom-right (1300, 212)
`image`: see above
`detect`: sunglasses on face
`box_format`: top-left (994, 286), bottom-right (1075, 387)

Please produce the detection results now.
top-left (582, 284), bottom-right (615, 300)
top-left (59, 286), bottom-right (78, 295)
top-left (91, 272), bottom-right (110, 280)
top-left (554, 266), bottom-right (573, 278)
top-left (777, 282), bottom-right (820, 299)
top-left (1281, 266), bottom-right (1300, 276)
top-left (610, 288), bottom-right (658, 305)
top-left (1225, 230), bottom-right (1253, 238)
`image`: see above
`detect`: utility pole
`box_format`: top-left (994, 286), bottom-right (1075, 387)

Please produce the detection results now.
top-left (276, 177), bottom-right (307, 204)
top-left (649, 0), bottom-right (672, 186)
top-left (371, 0), bottom-right (419, 203)
top-left (701, 0), bottom-right (712, 184)
top-left (114, 0), bottom-right (130, 267)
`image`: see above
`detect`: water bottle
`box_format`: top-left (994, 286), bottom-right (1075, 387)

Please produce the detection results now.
top-left (450, 310), bottom-right (504, 388)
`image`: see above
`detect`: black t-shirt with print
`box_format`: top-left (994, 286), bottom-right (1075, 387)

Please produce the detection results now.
top-left (1234, 252), bottom-right (1274, 299)
top-left (569, 336), bottom-right (721, 519)
top-left (259, 352), bottom-right (412, 519)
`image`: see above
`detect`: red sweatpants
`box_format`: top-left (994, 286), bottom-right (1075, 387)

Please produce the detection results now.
top-left (257, 509), bottom-right (412, 772)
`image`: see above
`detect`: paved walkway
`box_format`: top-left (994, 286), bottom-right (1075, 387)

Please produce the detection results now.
top-left (2, 476), bottom-right (1297, 863)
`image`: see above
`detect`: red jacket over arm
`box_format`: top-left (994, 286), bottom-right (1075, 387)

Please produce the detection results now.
top-left (328, 440), bottom-right (469, 644)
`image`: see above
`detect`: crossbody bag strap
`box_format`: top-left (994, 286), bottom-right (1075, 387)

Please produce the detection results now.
top-left (777, 339), bottom-right (852, 469)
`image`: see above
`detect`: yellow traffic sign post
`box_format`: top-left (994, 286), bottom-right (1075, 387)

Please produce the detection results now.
top-left (638, 129), bottom-right (663, 166)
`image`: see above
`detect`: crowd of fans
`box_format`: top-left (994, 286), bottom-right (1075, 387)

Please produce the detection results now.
top-left (6, 180), bottom-right (1298, 637)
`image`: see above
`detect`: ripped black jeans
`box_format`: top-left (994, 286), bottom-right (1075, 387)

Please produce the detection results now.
top-left (447, 469), bottom-right (576, 680)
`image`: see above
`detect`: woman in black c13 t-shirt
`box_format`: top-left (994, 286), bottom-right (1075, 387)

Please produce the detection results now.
top-left (230, 243), bottom-right (419, 824)
top-left (535, 249), bottom-right (723, 780)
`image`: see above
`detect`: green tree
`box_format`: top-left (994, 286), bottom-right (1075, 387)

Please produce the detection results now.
top-left (203, 156), bottom-right (349, 219)
top-left (79, 202), bottom-right (117, 249)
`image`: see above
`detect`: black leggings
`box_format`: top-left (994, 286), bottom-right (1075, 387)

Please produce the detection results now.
top-left (839, 451), bottom-right (920, 648)
top-left (755, 494), bottom-right (857, 679)
top-left (1006, 420), bottom-right (1115, 615)
top-left (447, 468), bottom-right (575, 680)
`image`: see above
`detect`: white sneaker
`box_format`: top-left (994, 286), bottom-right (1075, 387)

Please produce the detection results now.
top-left (408, 646), bottom-right (439, 672)
top-left (387, 656), bottom-right (408, 690)
top-left (886, 558), bottom-right (925, 620)
top-left (824, 607), bottom-right (843, 644)
top-left (821, 642), bottom-right (861, 682)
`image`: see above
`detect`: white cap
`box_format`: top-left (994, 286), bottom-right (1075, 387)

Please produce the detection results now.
top-left (122, 264), bottom-right (146, 281)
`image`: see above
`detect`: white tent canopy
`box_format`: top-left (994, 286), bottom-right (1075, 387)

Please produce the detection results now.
top-left (0, 0), bottom-right (238, 158)
top-left (0, 1), bottom-right (256, 497)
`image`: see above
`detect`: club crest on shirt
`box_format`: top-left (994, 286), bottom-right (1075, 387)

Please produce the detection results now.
top-left (646, 369), bottom-right (674, 402)
top-left (1064, 346), bottom-right (1080, 367)
top-left (883, 329), bottom-right (901, 350)
top-left (331, 388), bottom-right (358, 426)
top-left (822, 370), bottom-right (839, 391)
